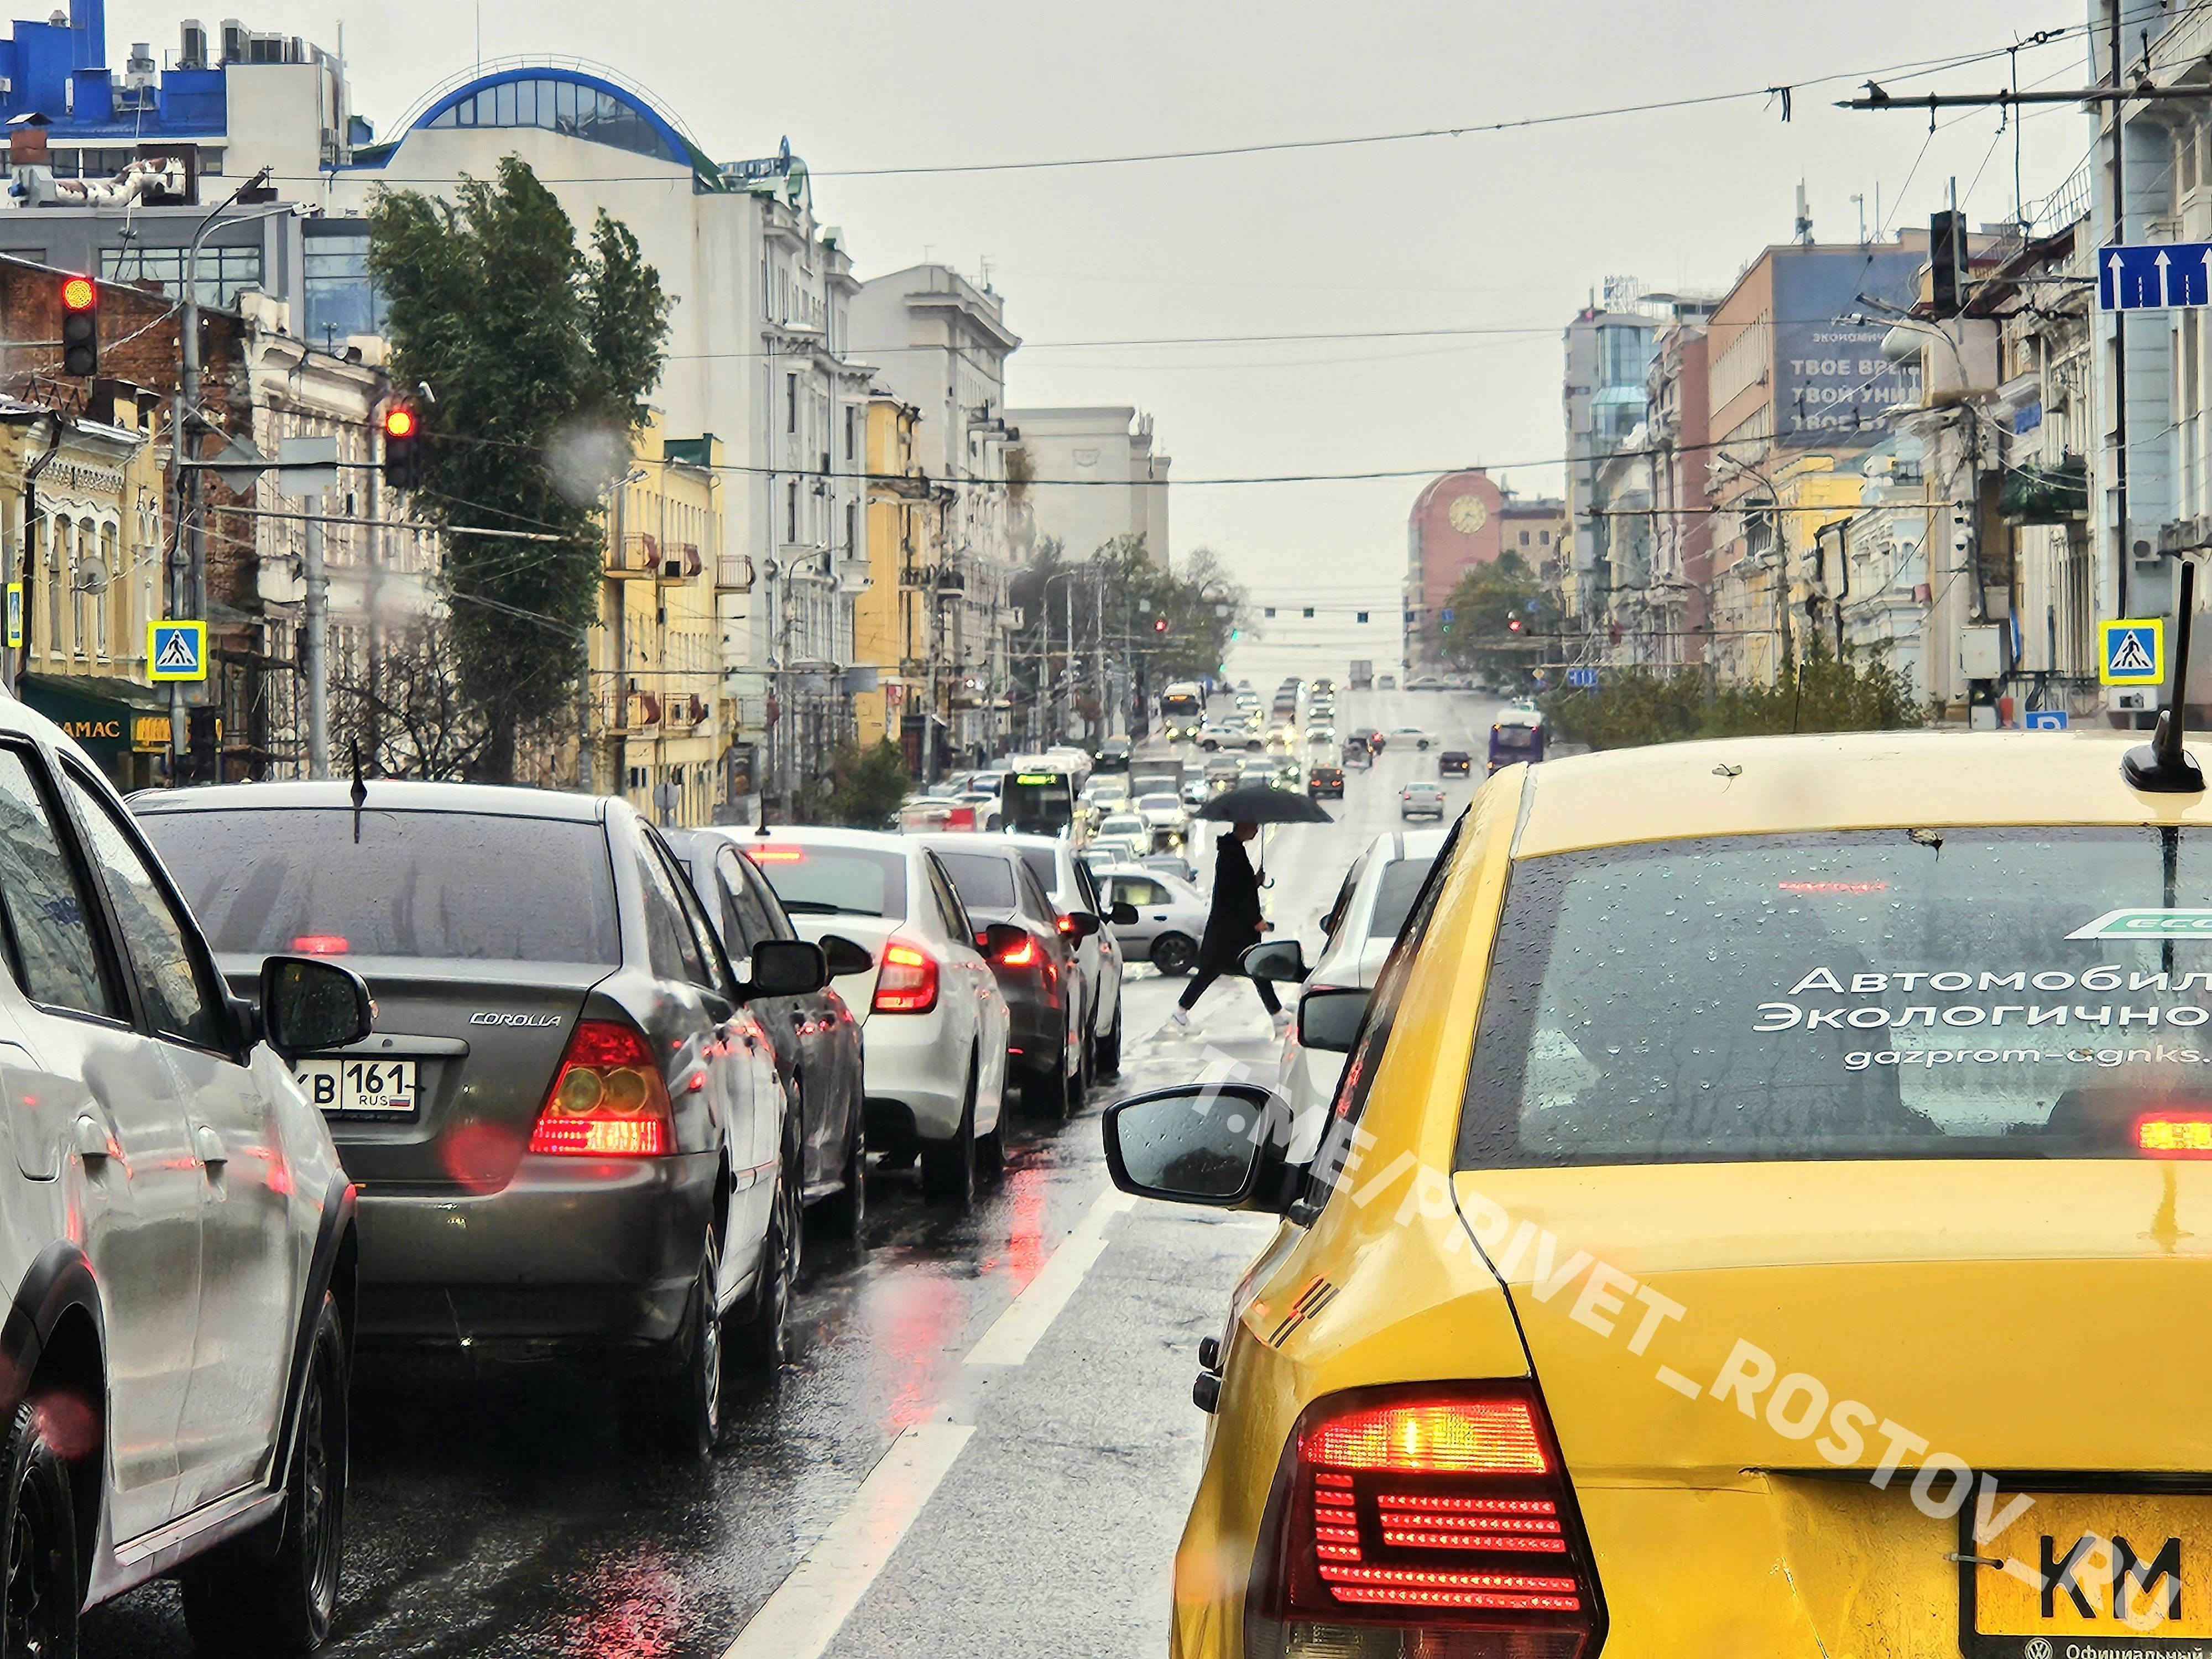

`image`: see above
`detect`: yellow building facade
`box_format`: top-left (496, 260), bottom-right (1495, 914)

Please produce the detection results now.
top-left (589, 414), bottom-right (726, 827)
top-left (9, 394), bottom-right (172, 789)
top-left (854, 392), bottom-right (952, 770)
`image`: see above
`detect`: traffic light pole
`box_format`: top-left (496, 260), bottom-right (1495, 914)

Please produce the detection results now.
top-left (302, 493), bottom-right (329, 779)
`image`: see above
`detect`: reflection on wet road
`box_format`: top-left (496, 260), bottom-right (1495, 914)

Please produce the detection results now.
top-left (82, 689), bottom-right (1491, 1659)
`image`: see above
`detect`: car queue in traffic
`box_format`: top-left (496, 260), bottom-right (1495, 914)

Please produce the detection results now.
top-left (0, 663), bottom-right (1507, 1656)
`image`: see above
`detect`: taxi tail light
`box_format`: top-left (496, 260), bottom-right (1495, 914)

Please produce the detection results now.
top-left (1245, 1385), bottom-right (1599, 1659)
top-left (872, 938), bottom-right (940, 1014)
top-left (528, 1019), bottom-right (672, 1156)
top-left (2137, 1112), bottom-right (2212, 1156)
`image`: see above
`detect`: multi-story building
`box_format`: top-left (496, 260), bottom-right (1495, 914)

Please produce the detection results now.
top-left (1499, 495), bottom-right (1567, 581)
top-left (592, 415), bottom-right (723, 827)
top-left (1562, 291), bottom-right (1658, 618)
top-left (1405, 469), bottom-right (1503, 666)
top-left (1003, 405), bottom-right (1170, 564)
top-left (851, 264), bottom-right (1021, 763)
top-left (1703, 238), bottom-right (1926, 685)
top-left (1638, 300), bottom-right (1717, 670)
top-left (6, 384), bottom-right (169, 788)
top-left (853, 389), bottom-right (956, 776)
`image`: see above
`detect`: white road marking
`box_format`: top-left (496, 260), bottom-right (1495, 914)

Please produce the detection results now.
top-left (719, 1420), bottom-right (976, 1659)
top-left (964, 1186), bottom-right (1137, 1366)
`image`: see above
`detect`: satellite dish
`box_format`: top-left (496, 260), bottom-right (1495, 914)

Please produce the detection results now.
top-left (70, 557), bottom-right (107, 595)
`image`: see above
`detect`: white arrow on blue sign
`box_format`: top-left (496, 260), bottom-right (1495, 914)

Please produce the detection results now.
top-left (1566, 666), bottom-right (1599, 687)
top-left (2100, 243), bottom-right (2212, 311)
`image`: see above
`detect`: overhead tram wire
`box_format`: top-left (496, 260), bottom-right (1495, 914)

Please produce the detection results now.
top-left (296, 28), bottom-right (2096, 194)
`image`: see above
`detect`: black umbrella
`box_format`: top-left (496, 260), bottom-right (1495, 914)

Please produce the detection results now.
top-left (1194, 784), bottom-right (1333, 825)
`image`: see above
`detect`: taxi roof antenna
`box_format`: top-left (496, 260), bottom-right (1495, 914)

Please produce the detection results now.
top-left (2125, 557), bottom-right (2205, 794)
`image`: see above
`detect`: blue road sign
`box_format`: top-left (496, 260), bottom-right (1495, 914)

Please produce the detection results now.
top-left (1441, 608), bottom-right (1454, 624)
top-left (1566, 666), bottom-right (1599, 688)
top-left (148, 620), bottom-right (206, 682)
top-left (2025, 709), bottom-right (2070, 731)
top-left (2100, 242), bottom-right (2212, 311)
top-left (2100, 618), bottom-right (2164, 686)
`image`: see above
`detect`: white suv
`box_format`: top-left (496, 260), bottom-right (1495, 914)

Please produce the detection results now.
top-left (737, 828), bottom-right (1010, 1207)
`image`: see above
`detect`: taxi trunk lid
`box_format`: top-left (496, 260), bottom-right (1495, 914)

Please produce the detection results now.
top-left (1455, 1159), bottom-right (2212, 1655)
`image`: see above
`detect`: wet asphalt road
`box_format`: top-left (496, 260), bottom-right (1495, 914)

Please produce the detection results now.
top-left (81, 688), bottom-right (1501, 1659)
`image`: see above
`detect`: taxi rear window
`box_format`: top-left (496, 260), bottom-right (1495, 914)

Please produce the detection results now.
top-left (1456, 828), bottom-right (2212, 1168)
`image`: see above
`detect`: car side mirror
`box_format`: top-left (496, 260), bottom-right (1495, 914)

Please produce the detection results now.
top-left (1241, 938), bottom-right (1308, 983)
top-left (259, 956), bottom-right (373, 1060)
top-left (744, 939), bottom-right (827, 998)
top-left (820, 934), bottom-right (875, 977)
top-left (979, 921), bottom-right (1031, 961)
top-left (1110, 900), bottom-right (1139, 926)
top-left (1063, 910), bottom-right (1101, 940)
top-left (1297, 986), bottom-right (1369, 1054)
top-left (1102, 1082), bottom-right (1298, 1211)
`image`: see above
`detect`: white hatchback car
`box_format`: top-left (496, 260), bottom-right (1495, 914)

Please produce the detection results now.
top-left (1094, 863), bottom-right (1208, 977)
top-left (737, 828), bottom-right (1009, 1207)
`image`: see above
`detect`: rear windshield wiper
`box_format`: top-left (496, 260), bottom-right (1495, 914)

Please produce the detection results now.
top-left (781, 899), bottom-right (873, 916)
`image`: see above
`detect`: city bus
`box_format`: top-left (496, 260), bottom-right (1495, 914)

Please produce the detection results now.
top-left (999, 769), bottom-right (1086, 843)
top-left (1159, 681), bottom-right (1206, 739)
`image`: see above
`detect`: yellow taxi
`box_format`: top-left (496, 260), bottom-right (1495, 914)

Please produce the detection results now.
top-left (1105, 729), bottom-right (2212, 1659)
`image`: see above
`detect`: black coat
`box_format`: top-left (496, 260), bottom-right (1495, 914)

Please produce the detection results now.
top-left (1198, 831), bottom-right (1265, 972)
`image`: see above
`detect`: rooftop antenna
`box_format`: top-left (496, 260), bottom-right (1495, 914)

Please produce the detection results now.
top-left (2124, 557), bottom-right (2205, 792)
top-left (1794, 181), bottom-right (1813, 245)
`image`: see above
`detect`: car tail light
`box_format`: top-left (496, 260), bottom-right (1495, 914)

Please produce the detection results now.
top-left (873, 938), bottom-right (940, 1014)
top-left (1246, 1384), bottom-right (1600, 1659)
top-left (2139, 1113), bottom-right (2212, 1156)
top-left (1055, 914), bottom-right (1077, 937)
top-left (528, 1020), bottom-right (673, 1156)
top-left (981, 931), bottom-right (1039, 968)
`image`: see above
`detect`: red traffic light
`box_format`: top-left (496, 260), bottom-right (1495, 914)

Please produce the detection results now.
top-left (383, 405), bottom-right (419, 440)
top-left (1507, 615), bottom-right (1523, 633)
top-left (60, 275), bottom-right (95, 312)
top-left (1152, 616), bottom-right (1168, 634)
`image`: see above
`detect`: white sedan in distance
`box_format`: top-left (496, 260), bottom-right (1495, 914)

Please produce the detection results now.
top-left (736, 828), bottom-right (1010, 1207)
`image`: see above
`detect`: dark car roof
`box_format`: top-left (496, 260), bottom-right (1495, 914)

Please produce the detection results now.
top-left (131, 779), bottom-right (611, 824)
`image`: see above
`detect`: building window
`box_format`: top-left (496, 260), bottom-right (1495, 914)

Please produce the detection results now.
top-left (423, 75), bottom-right (682, 166)
top-left (786, 374), bottom-right (797, 435)
top-left (1357, 611), bottom-right (1369, 624)
top-left (100, 243), bottom-right (264, 308)
top-left (300, 225), bottom-right (388, 349)
top-left (845, 500), bottom-right (857, 555)
top-left (786, 480), bottom-right (798, 543)
top-left (844, 406), bottom-right (855, 462)
top-left (1540, 530), bottom-right (1552, 545)
top-left (1519, 530), bottom-right (1531, 546)
top-left (1302, 607), bottom-right (1314, 619)
top-left (1264, 607), bottom-right (1276, 618)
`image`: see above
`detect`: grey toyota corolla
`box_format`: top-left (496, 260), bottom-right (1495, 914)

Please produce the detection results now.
top-left (134, 781), bottom-right (825, 1457)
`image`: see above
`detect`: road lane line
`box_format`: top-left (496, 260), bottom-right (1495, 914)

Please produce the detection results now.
top-left (719, 1420), bottom-right (976, 1659)
top-left (963, 1186), bottom-right (1136, 1367)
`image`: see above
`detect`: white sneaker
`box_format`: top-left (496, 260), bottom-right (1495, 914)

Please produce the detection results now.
top-left (1168, 1006), bottom-right (1191, 1029)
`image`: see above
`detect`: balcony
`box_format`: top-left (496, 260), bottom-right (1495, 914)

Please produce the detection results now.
top-left (716, 554), bottom-right (754, 592)
top-left (617, 691), bottom-right (662, 730)
top-left (609, 534), bottom-right (659, 581)
top-left (657, 542), bottom-right (704, 585)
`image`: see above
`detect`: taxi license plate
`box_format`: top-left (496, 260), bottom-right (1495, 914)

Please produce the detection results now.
top-left (293, 1057), bottom-right (418, 1117)
top-left (1968, 1490), bottom-right (2212, 1657)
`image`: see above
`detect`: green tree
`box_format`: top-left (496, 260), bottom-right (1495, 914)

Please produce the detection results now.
top-left (1436, 552), bottom-right (1556, 685)
top-left (1541, 646), bottom-right (1921, 751)
top-left (796, 739), bottom-right (912, 829)
top-left (369, 156), bottom-right (672, 781)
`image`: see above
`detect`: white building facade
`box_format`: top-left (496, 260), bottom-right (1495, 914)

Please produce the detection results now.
top-left (1004, 405), bottom-right (1170, 564)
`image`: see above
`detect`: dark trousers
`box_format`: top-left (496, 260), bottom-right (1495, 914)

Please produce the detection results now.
top-left (1176, 966), bottom-right (1282, 1016)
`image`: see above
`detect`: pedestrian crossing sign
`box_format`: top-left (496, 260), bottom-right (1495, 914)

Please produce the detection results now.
top-left (148, 620), bottom-right (206, 682)
top-left (2100, 618), bottom-right (2165, 686)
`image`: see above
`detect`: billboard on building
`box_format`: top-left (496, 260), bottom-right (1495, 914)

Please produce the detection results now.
top-left (1771, 247), bottom-right (1925, 447)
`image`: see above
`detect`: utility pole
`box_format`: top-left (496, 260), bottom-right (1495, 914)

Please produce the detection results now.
top-left (2108, 0), bottom-right (2131, 621)
top-left (302, 493), bottom-right (329, 779)
top-left (1093, 565), bottom-right (1107, 738)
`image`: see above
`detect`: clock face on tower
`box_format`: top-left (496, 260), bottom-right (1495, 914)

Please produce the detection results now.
top-left (1448, 495), bottom-right (1488, 534)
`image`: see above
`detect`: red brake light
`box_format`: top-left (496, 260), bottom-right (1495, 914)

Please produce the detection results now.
top-left (998, 933), bottom-right (1040, 968)
top-left (873, 938), bottom-right (940, 1013)
top-left (528, 1019), bottom-right (672, 1156)
top-left (2139, 1114), bottom-right (2212, 1156)
top-left (1253, 1386), bottom-right (1598, 1655)
top-left (1054, 914), bottom-right (1076, 936)
top-left (744, 844), bottom-right (806, 863)
top-left (289, 935), bottom-right (349, 955)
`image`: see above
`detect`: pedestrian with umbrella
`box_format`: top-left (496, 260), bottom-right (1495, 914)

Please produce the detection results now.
top-left (1166, 783), bottom-right (1332, 1035)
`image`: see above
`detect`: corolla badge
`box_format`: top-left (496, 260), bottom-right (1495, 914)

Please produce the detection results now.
top-left (469, 1011), bottom-right (562, 1027)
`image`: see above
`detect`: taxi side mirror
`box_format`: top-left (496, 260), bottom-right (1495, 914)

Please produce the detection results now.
top-left (820, 935), bottom-right (875, 977)
top-left (1110, 900), bottom-right (1139, 926)
top-left (1063, 911), bottom-right (1101, 940)
top-left (1102, 1082), bottom-right (1298, 1212)
top-left (744, 940), bottom-right (827, 999)
top-left (1297, 986), bottom-right (1369, 1054)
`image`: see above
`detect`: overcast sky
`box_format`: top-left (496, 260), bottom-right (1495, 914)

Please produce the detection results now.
top-left (108, 0), bottom-right (2094, 605)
